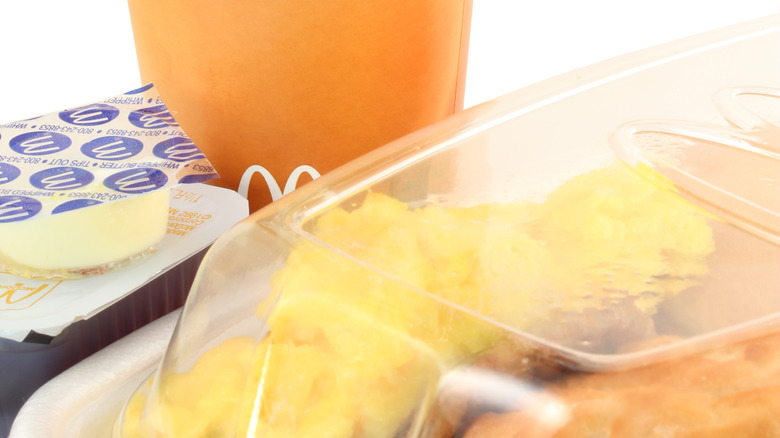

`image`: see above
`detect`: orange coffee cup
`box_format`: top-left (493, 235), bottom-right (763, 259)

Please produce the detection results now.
top-left (127, 0), bottom-right (473, 212)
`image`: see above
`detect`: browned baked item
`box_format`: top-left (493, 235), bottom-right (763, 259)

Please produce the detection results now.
top-left (462, 331), bottom-right (780, 437)
top-left (419, 334), bottom-right (576, 438)
top-left (420, 299), bottom-right (658, 438)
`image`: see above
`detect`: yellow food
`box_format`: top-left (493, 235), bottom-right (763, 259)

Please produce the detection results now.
top-left (120, 162), bottom-right (714, 437)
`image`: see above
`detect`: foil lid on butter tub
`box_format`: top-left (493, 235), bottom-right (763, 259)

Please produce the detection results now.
top-left (0, 83), bottom-right (218, 223)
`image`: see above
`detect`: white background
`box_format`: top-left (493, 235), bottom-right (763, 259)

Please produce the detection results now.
top-left (0, 1), bottom-right (777, 123)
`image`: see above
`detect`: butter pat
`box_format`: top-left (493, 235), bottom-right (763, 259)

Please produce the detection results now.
top-left (0, 190), bottom-right (169, 278)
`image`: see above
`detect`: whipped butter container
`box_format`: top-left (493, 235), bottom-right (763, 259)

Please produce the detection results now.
top-left (0, 84), bottom-right (218, 279)
top-left (12, 15), bottom-right (780, 438)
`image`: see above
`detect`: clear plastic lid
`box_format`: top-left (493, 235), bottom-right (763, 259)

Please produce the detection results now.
top-left (116, 16), bottom-right (780, 438)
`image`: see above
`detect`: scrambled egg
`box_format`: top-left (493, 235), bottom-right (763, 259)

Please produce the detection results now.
top-left (120, 162), bottom-right (714, 437)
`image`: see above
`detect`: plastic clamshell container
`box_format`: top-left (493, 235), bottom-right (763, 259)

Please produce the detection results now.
top-left (13, 15), bottom-right (780, 438)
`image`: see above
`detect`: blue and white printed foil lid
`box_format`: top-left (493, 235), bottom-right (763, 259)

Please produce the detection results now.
top-left (0, 84), bottom-right (218, 223)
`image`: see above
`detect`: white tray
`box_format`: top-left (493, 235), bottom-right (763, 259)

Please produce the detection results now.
top-left (10, 309), bottom-right (178, 438)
